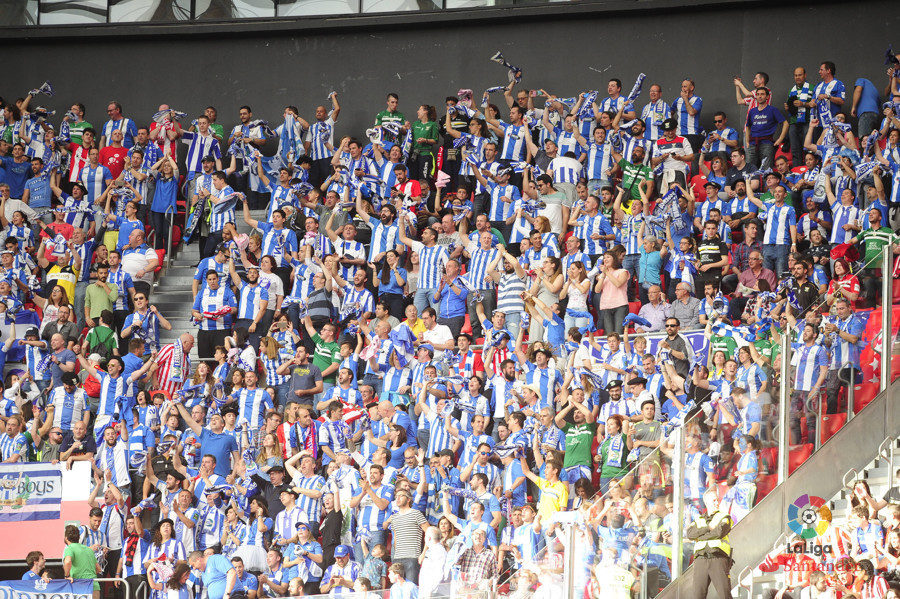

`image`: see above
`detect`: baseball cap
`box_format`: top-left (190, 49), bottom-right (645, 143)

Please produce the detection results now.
top-left (334, 545), bottom-right (351, 558)
top-left (201, 155), bottom-right (216, 163)
top-left (662, 118), bottom-right (677, 131)
top-left (62, 372), bottom-right (79, 386)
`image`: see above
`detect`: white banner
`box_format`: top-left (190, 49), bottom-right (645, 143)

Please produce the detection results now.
top-left (0, 463), bottom-right (62, 522)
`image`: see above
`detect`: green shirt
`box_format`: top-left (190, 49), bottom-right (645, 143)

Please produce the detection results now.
top-left (85, 325), bottom-right (117, 360)
top-left (562, 422), bottom-right (596, 469)
top-left (618, 159), bottom-right (652, 202)
top-left (412, 120), bottom-right (439, 154)
top-left (599, 433), bottom-right (631, 479)
top-left (209, 123), bottom-right (225, 141)
top-left (375, 110), bottom-right (405, 142)
top-left (69, 121), bottom-right (93, 146)
top-left (84, 282), bottom-right (119, 318)
top-left (311, 333), bottom-right (341, 383)
top-left (63, 542), bottom-right (98, 588)
top-left (857, 227), bottom-right (895, 266)
top-left (708, 334), bottom-right (738, 363)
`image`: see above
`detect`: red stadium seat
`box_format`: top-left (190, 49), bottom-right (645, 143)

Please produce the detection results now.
top-left (788, 444), bottom-right (814, 474)
top-left (820, 413), bottom-right (847, 443)
top-left (690, 174), bottom-right (709, 202)
top-left (462, 314), bottom-right (473, 336)
top-left (853, 383), bottom-right (879, 413)
top-left (759, 447), bottom-right (778, 474)
top-left (756, 474), bottom-right (777, 501)
top-left (154, 249), bottom-right (166, 274)
top-left (892, 356), bottom-right (900, 381)
top-left (628, 301), bottom-right (641, 316)
top-left (790, 166), bottom-right (808, 175)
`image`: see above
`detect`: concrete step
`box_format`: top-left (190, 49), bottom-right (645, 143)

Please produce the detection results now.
top-left (155, 275), bottom-right (198, 287)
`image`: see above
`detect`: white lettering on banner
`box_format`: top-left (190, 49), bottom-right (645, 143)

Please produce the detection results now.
top-left (0, 579), bottom-right (93, 599)
top-left (0, 463), bottom-right (63, 522)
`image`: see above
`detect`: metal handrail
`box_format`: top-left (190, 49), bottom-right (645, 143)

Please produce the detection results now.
top-left (163, 204), bottom-right (177, 271)
top-left (95, 578), bottom-right (131, 599)
top-left (135, 579), bottom-right (148, 599)
top-left (842, 468), bottom-right (859, 491)
top-left (738, 565), bottom-right (753, 599)
top-left (879, 436), bottom-right (896, 492)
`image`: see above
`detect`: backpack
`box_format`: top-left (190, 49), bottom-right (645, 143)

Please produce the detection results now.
top-left (88, 327), bottom-right (115, 366)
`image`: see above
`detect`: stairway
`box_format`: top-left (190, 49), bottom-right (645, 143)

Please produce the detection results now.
top-left (658, 381), bottom-right (900, 599)
top-left (747, 438), bottom-right (900, 599)
top-left (152, 208), bottom-right (266, 364)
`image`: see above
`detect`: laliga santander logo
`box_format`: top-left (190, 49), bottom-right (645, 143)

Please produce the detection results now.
top-left (788, 494), bottom-right (831, 539)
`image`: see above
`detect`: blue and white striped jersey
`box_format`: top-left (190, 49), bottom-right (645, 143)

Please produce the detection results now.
top-left (209, 185), bottom-right (236, 233)
top-left (236, 388), bottom-right (274, 430)
top-left (102, 118), bottom-right (138, 148)
top-left (181, 132), bottom-right (221, 174)
top-left (257, 223), bottom-right (298, 268)
top-left (671, 95), bottom-right (703, 136)
top-left (792, 342), bottom-right (828, 392)
top-left (641, 100), bottom-right (672, 141)
top-left (498, 121), bottom-right (528, 161)
top-left (191, 287), bottom-right (237, 331)
top-left (406, 240), bottom-right (448, 289)
top-left (95, 439), bottom-right (131, 488)
top-left (294, 475), bottom-right (326, 523)
top-left (549, 156), bottom-right (583, 185)
top-left (236, 282), bottom-right (269, 321)
top-left (367, 221), bottom-right (402, 262)
top-left (50, 387), bottom-right (90, 431)
top-left (812, 79), bottom-right (846, 120)
top-left (829, 203), bottom-right (862, 245)
top-left (487, 181), bottom-right (520, 222)
top-left (762, 204), bottom-right (796, 245)
top-left (309, 118), bottom-right (336, 161)
top-left (353, 483), bottom-right (395, 532)
top-left (576, 213), bottom-right (614, 256)
top-left (707, 128), bottom-right (738, 154)
top-left (266, 184), bottom-right (296, 222)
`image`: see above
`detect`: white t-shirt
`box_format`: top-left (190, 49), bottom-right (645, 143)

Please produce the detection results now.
top-left (422, 324), bottom-right (453, 361)
top-left (122, 246), bottom-right (157, 285)
top-left (259, 271), bottom-right (284, 310)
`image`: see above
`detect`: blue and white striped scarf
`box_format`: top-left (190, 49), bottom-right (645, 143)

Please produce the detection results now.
top-left (627, 73), bottom-right (647, 103)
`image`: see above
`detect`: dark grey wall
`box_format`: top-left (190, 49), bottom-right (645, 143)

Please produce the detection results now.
top-left (2, 0), bottom-right (897, 142)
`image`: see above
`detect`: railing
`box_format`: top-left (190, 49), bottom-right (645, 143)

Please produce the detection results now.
top-left (163, 204), bottom-right (177, 272)
top-left (4, 0), bottom-right (571, 27)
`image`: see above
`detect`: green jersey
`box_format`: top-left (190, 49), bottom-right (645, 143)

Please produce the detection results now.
top-left (618, 158), bottom-right (652, 202)
top-left (562, 422), bottom-right (596, 469)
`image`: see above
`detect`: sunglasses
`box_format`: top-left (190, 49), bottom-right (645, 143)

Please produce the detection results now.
top-left (479, 451), bottom-right (491, 456)
top-left (713, 119), bottom-right (724, 124)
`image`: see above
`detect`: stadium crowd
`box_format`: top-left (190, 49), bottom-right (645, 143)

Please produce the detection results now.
top-left (2, 53), bottom-right (900, 599)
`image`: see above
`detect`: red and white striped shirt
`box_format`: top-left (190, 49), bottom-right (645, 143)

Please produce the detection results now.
top-left (453, 349), bottom-right (484, 380)
top-left (68, 143), bottom-right (91, 183)
top-left (155, 341), bottom-right (191, 399)
top-left (860, 575), bottom-right (889, 599)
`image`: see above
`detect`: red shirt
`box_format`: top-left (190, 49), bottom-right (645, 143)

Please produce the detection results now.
top-left (99, 145), bottom-right (128, 180)
top-left (149, 122), bottom-right (179, 157)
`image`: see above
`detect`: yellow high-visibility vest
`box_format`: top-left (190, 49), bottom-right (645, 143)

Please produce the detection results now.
top-left (693, 510), bottom-right (732, 556)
